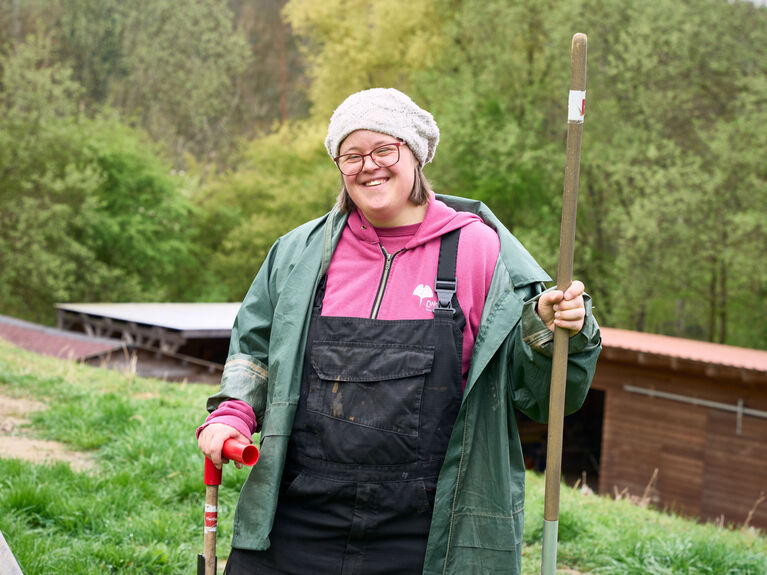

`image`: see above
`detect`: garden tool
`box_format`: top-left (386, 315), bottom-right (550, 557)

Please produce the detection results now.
top-left (541, 32), bottom-right (588, 575)
top-left (199, 439), bottom-right (259, 575)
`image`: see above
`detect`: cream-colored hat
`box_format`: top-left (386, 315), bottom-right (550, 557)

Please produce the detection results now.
top-left (325, 88), bottom-right (439, 166)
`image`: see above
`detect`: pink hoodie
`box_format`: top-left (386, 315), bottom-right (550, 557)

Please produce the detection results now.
top-left (323, 195), bottom-right (499, 378)
top-left (199, 196), bottom-right (500, 437)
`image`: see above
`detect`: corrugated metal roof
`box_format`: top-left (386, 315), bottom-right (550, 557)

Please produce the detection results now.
top-left (56, 302), bottom-right (240, 332)
top-left (601, 327), bottom-right (767, 373)
top-left (0, 314), bottom-right (123, 359)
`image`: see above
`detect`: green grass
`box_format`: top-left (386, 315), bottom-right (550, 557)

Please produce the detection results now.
top-left (0, 340), bottom-right (248, 574)
top-left (521, 473), bottom-right (767, 574)
top-left (1, 339), bottom-right (766, 574)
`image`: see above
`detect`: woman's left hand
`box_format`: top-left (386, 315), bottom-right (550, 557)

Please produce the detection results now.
top-left (536, 280), bottom-right (586, 335)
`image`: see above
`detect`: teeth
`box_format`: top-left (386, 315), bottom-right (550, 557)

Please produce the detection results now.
top-left (364, 179), bottom-right (387, 186)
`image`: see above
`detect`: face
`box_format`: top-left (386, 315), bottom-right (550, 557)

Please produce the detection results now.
top-left (338, 130), bottom-right (425, 227)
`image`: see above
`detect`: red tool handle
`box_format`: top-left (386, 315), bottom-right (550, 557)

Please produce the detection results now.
top-left (200, 439), bottom-right (258, 574)
top-left (204, 439), bottom-right (259, 486)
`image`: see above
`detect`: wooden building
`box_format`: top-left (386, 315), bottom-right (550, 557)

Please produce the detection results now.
top-left (56, 302), bottom-right (239, 365)
top-left (1, 312), bottom-right (224, 384)
top-left (579, 328), bottom-right (767, 529)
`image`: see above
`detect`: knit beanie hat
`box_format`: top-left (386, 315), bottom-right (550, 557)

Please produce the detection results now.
top-left (325, 88), bottom-right (439, 166)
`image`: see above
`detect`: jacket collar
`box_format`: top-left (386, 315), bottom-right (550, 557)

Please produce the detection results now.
top-left (435, 194), bottom-right (551, 287)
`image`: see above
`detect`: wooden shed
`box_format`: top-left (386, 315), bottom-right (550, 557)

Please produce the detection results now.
top-left (56, 302), bottom-right (239, 364)
top-left (0, 313), bottom-right (224, 384)
top-left (590, 328), bottom-right (767, 528)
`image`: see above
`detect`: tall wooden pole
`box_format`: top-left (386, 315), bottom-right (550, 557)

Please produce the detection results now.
top-left (541, 32), bottom-right (587, 575)
top-left (203, 484), bottom-right (219, 575)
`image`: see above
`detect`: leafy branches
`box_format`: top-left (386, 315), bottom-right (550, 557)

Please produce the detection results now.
top-left (0, 40), bottom-right (197, 323)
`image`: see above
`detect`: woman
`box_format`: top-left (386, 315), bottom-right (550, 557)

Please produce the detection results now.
top-left (198, 88), bottom-right (601, 575)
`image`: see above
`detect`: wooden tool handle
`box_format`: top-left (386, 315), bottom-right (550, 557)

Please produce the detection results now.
top-left (541, 32), bottom-right (587, 575)
top-left (203, 485), bottom-right (218, 575)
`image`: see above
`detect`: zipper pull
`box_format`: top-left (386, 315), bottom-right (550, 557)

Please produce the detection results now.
top-left (384, 253), bottom-right (394, 271)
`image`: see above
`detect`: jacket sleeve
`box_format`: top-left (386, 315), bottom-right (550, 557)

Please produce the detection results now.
top-left (508, 282), bottom-right (602, 423)
top-left (204, 240), bottom-right (282, 428)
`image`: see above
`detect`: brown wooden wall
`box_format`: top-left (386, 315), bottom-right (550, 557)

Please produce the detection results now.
top-left (592, 358), bottom-right (767, 529)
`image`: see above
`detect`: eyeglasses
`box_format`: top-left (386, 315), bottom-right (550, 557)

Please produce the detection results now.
top-left (333, 142), bottom-right (405, 176)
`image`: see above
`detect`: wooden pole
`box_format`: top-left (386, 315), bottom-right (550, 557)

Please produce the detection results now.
top-left (541, 32), bottom-right (587, 575)
top-left (203, 485), bottom-right (218, 575)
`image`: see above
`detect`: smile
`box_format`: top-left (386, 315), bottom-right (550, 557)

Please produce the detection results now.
top-left (363, 178), bottom-right (389, 187)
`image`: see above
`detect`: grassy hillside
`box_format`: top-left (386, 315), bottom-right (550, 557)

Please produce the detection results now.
top-left (0, 340), bottom-right (765, 574)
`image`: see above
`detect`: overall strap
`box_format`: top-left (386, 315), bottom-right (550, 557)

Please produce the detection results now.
top-left (313, 275), bottom-right (328, 310)
top-left (434, 229), bottom-right (465, 330)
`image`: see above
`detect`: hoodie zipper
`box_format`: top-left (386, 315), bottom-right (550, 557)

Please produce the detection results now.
top-left (370, 245), bottom-right (406, 319)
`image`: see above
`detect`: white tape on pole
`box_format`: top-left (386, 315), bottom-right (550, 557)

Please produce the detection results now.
top-left (568, 90), bottom-right (586, 123)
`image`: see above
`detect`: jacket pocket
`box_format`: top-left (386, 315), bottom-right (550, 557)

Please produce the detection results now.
top-left (448, 510), bottom-right (524, 574)
top-left (308, 341), bottom-right (434, 437)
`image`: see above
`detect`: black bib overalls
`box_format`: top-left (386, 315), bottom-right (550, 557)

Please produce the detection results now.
top-left (226, 230), bottom-right (464, 575)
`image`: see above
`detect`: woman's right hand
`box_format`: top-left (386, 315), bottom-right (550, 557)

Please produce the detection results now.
top-left (198, 423), bottom-right (251, 469)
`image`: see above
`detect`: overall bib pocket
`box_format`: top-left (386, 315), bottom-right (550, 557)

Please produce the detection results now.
top-left (308, 341), bottom-right (435, 437)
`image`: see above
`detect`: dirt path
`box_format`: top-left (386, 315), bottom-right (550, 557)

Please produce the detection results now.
top-left (0, 394), bottom-right (95, 472)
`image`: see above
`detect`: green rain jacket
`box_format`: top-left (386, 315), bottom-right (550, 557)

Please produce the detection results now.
top-left (206, 194), bottom-right (601, 575)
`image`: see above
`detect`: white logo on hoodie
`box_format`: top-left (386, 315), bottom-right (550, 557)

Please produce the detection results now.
top-left (412, 284), bottom-right (435, 307)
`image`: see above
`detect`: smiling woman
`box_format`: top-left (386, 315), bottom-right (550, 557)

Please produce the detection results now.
top-left (196, 88), bottom-right (601, 575)
top-left (336, 131), bottom-right (422, 227)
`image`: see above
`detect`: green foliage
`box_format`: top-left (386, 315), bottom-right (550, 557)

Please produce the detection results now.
top-left (228, 0), bottom-right (309, 130)
top-left (414, 0), bottom-right (573, 272)
top-left (1, 0), bottom-right (766, 349)
top-left (22, 0), bottom-right (255, 168)
top-left (109, 0), bottom-right (251, 165)
top-left (408, 0), bottom-right (767, 347)
top-left (54, 0), bottom-right (122, 104)
top-left (283, 0), bottom-right (446, 117)
top-left (193, 121), bottom-right (338, 300)
top-left (571, 0), bottom-right (767, 345)
top-left (3, 0), bottom-right (309, 170)
top-left (0, 37), bottom-right (198, 323)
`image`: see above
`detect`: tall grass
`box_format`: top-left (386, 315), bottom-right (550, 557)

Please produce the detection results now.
top-left (522, 472), bottom-right (767, 574)
top-left (0, 340), bottom-right (248, 573)
top-left (1, 339), bottom-right (765, 574)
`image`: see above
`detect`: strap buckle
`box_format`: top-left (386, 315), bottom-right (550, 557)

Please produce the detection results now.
top-left (434, 278), bottom-right (457, 315)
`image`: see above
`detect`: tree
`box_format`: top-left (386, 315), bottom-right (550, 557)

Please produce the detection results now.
top-left (111, 0), bottom-right (251, 170)
top-left (0, 37), bottom-right (197, 323)
top-left (54, 0), bottom-right (122, 105)
top-left (188, 0), bottom-right (449, 298)
top-left (385, 0), bottom-right (767, 347)
top-left (228, 0), bottom-right (309, 133)
top-left (573, 0), bottom-right (767, 346)
top-left (192, 121), bottom-right (338, 300)
top-left (283, 0), bottom-right (446, 118)
top-left (414, 0), bottom-right (574, 274)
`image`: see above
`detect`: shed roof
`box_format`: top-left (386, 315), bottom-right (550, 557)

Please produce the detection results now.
top-left (0, 314), bottom-right (123, 359)
top-left (601, 327), bottom-right (767, 378)
top-left (56, 302), bottom-right (240, 336)
top-left (48, 303), bottom-right (767, 376)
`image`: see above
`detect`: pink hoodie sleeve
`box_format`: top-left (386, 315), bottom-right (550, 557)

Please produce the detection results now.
top-left (195, 399), bottom-right (257, 439)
